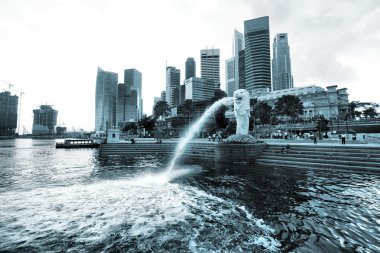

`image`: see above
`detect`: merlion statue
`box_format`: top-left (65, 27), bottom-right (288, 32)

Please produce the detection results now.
top-left (233, 89), bottom-right (250, 135)
top-left (223, 89), bottom-right (258, 143)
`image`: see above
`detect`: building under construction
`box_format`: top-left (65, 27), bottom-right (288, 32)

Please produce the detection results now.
top-left (0, 91), bottom-right (18, 136)
top-left (32, 105), bottom-right (58, 135)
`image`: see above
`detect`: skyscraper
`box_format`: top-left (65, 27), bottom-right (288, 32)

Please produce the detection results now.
top-left (225, 58), bottom-right (235, 97)
top-left (244, 16), bottom-right (271, 96)
top-left (185, 58), bottom-right (196, 80)
top-left (95, 67), bottom-right (118, 131)
top-left (160, 90), bottom-right (166, 102)
top-left (124, 68), bottom-right (142, 119)
top-left (166, 66), bottom-right (180, 106)
top-left (200, 48), bottom-right (220, 89)
top-left (32, 105), bottom-right (58, 135)
top-left (116, 83), bottom-right (138, 126)
top-left (185, 77), bottom-right (215, 102)
top-left (233, 30), bottom-right (244, 91)
top-left (272, 33), bottom-right (293, 91)
top-left (0, 91), bottom-right (18, 136)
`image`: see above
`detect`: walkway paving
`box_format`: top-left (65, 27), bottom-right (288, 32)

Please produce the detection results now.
top-left (132, 137), bottom-right (380, 147)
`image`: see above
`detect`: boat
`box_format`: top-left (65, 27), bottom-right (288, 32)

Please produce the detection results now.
top-left (55, 139), bottom-right (100, 149)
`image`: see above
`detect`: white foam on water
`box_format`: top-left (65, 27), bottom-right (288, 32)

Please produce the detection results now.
top-left (0, 169), bottom-right (280, 252)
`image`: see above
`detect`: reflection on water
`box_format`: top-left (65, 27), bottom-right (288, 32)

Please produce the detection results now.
top-left (0, 139), bottom-right (379, 252)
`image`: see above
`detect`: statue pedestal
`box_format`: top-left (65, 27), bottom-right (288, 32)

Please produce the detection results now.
top-left (214, 142), bottom-right (267, 165)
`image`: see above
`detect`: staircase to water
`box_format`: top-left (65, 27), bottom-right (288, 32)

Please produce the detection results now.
top-left (256, 144), bottom-right (380, 173)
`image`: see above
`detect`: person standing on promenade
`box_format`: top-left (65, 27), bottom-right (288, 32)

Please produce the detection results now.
top-left (341, 132), bottom-right (346, 145)
top-left (313, 133), bottom-right (317, 144)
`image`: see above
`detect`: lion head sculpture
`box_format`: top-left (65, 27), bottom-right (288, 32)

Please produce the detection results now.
top-left (233, 89), bottom-right (250, 117)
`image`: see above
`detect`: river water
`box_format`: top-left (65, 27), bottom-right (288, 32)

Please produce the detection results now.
top-left (0, 139), bottom-right (379, 252)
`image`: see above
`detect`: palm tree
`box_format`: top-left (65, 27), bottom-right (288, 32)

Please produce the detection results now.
top-left (153, 101), bottom-right (171, 134)
top-left (153, 100), bottom-right (170, 122)
top-left (210, 89), bottom-right (227, 104)
top-left (274, 95), bottom-right (304, 135)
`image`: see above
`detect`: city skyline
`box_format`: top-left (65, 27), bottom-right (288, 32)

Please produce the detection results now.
top-left (0, 0), bottom-right (379, 132)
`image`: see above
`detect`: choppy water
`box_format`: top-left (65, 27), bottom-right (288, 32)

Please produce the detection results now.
top-left (0, 139), bottom-right (379, 252)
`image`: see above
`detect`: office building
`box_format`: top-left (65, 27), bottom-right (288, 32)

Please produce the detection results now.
top-left (166, 66), bottom-right (180, 106)
top-left (185, 58), bottom-right (196, 80)
top-left (238, 50), bottom-right (245, 89)
top-left (124, 68), bottom-right (142, 119)
top-left (185, 77), bottom-right (215, 102)
top-left (225, 58), bottom-right (235, 97)
top-left (272, 33), bottom-right (293, 91)
top-left (32, 105), bottom-right (58, 135)
top-left (116, 83), bottom-right (138, 126)
top-left (0, 91), bottom-right (18, 136)
top-left (200, 48), bottom-right (220, 88)
top-left (179, 84), bottom-right (186, 105)
top-left (95, 67), bottom-right (118, 131)
top-left (244, 16), bottom-right (271, 96)
top-left (233, 30), bottom-right (244, 91)
top-left (161, 90), bottom-right (166, 102)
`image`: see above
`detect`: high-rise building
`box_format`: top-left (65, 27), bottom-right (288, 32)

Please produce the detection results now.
top-left (185, 77), bottom-right (215, 102)
top-left (244, 16), bottom-right (271, 96)
top-left (238, 50), bottom-right (245, 89)
top-left (225, 58), bottom-right (235, 97)
top-left (124, 68), bottom-right (142, 119)
top-left (0, 91), bottom-right (18, 136)
top-left (185, 58), bottom-right (196, 80)
top-left (272, 33), bottom-right (293, 91)
top-left (179, 84), bottom-right (186, 105)
top-left (166, 66), bottom-right (180, 106)
top-left (116, 83), bottom-right (138, 126)
top-left (161, 90), bottom-right (166, 102)
top-left (200, 48), bottom-right (220, 89)
top-left (95, 67), bottom-right (118, 131)
top-left (233, 30), bottom-right (244, 91)
top-left (32, 105), bottom-right (58, 135)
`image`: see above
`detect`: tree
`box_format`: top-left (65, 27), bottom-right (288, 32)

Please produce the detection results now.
top-left (316, 116), bottom-right (329, 139)
top-left (348, 101), bottom-right (379, 119)
top-left (274, 95), bottom-right (304, 119)
top-left (214, 105), bottom-right (228, 129)
top-left (138, 115), bottom-right (155, 132)
top-left (153, 100), bottom-right (170, 121)
top-left (254, 101), bottom-right (272, 125)
top-left (210, 89), bottom-right (227, 104)
top-left (121, 123), bottom-right (138, 134)
top-left (363, 107), bottom-right (378, 119)
top-left (274, 95), bottom-right (304, 134)
top-left (224, 120), bottom-right (236, 136)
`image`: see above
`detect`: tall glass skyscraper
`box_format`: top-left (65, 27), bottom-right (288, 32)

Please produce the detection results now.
top-left (244, 16), bottom-right (271, 96)
top-left (124, 69), bottom-right (142, 119)
top-left (225, 57), bottom-right (235, 97)
top-left (95, 67), bottom-right (118, 131)
top-left (272, 33), bottom-right (293, 91)
top-left (233, 30), bottom-right (244, 92)
top-left (166, 66), bottom-right (180, 106)
top-left (185, 58), bottom-right (196, 80)
top-left (200, 48), bottom-right (220, 89)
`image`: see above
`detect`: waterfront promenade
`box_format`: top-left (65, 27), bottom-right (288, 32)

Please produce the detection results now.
top-left (100, 137), bottom-right (380, 173)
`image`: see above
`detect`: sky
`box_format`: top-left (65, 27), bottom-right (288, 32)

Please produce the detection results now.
top-left (1, 0), bottom-right (379, 133)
